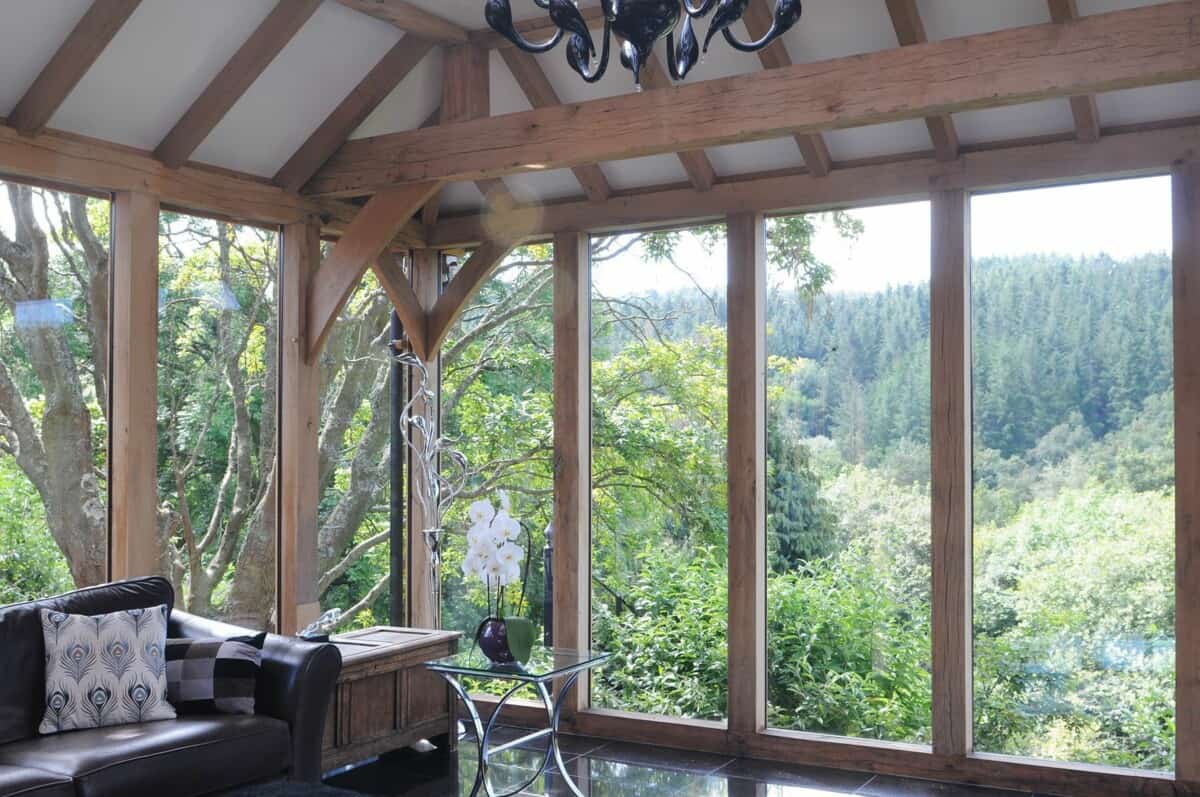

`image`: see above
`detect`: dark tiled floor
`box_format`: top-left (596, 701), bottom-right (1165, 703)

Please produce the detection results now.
top-left (325, 726), bottom-right (1047, 797)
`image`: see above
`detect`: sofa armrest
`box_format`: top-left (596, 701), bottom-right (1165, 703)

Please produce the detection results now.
top-left (168, 610), bottom-right (343, 782)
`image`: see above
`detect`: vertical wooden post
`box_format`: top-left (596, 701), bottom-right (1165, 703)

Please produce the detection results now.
top-left (726, 211), bottom-right (767, 738)
top-left (553, 231), bottom-right (592, 716)
top-left (408, 248), bottom-right (441, 629)
top-left (423, 44), bottom-right (489, 227)
top-left (109, 190), bottom-right (160, 581)
top-left (279, 218), bottom-right (323, 634)
top-left (1174, 162), bottom-right (1200, 785)
top-left (930, 189), bottom-right (972, 759)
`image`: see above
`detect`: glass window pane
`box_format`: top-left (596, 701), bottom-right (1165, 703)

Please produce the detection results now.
top-left (765, 204), bottom-right (933, 743)
top-left (157, 214), bottom-right (278, 626)
top-left (0, 182), bottom-right (110, 602)
top-left (439, 245), bottom-right (555, 644)
top-left (317, 270), bottom-right (395, 630)
top-left (970, 177), bottom-right (1174, 771)
top-left (590, 226), bottom-right (729, 720)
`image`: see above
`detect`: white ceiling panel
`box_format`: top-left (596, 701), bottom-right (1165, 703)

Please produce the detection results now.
top-left (504, 169), bottom-right (586, 204)
top-left (1077, 0), bottom-right (1172, 14)
top-left (603, 154), bottom-right (689, 191)
top-left (438, 181), bottom-right (486, 215)
top-left (0, 0), bottom-right (91, 117)
top-left (352, 46), bottom-right (442, 139)
top-left (49, 0), bottom-right (275, 150)
top-left (917, 0), bottom-right (1049, 40)
top-left (1095, 81), bottom-right (1200, 128)
top-left (192, 2), bottom-right (401, 176)
top-left (824, 120), bottom-right (932, 161)
top-left (400, 0), bottom-right (547, 28)
top-left (490, 49), bottom-right (535, 116)
top-left (706, 138), bottom-right (804, 177)
top-left (781, 0), bottom-right (902, 63)
top-left (953, 99), bottom-right (1075, 146)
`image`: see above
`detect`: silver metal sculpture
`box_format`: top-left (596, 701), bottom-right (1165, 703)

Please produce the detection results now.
top-left (395, 350), bottom-right (470, 626)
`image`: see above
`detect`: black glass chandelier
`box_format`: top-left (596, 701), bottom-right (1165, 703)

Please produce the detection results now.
top-left (484, 0), bottom-right (802, 88)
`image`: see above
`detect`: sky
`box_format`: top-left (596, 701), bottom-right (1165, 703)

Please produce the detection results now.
top-left (592, 175), bottom-right (1174, 297)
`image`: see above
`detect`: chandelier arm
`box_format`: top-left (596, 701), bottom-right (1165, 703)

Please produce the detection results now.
top-left (721, 24), bottom-right (778, 53)
top-left (532, 0), bottom-right (550, 7)
top-left (507, 26), bottom-right (566, 54)
top-left (568, 20), bottom-right (612, 83)
top-left (682, 0), bottom-right (718, 17)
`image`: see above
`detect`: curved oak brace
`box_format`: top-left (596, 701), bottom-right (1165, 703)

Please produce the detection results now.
top-left (307, 180), bottom-right (442, 360)
top-left (371, 250), bottom-right (430, 361)
top-left (425, 238), bottom-right (520, 359)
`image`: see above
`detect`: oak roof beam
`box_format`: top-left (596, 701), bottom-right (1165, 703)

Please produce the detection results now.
top-left (1047, 0), bottom-right (1103, 142)
top-left (154, 0), bottom-right (322, 169)
top-left (884, 0), bottom-right (960, 162)
top-left (306, 1), bottom-right (1200, 197)
top-left (9, 0), bottom-right (143, 137)
top-left (336, 0), bottom-right (467, 44)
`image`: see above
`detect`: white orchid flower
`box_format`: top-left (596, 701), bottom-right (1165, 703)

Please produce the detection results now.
top-left (483, 558), bottom-right (517, 587)
top-left (491, 511), bottom-right (521, 542)
top-left (496, 542), bottom-right (525, 568)
top-left (468, 499), bottom-right (496, 526)
top-left (467, 522), bottom-right (496, 551)
top-left (498, 490), bottom-right (511, 513)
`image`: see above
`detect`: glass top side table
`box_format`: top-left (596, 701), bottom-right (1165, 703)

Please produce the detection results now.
top-left (425, 647), bottom-right (611, 797)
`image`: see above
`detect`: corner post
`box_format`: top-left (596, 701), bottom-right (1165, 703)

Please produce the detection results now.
top-left (930, 189), bottom-right (972, 759)
top-left (279, 217), bottom-right (323, 634)
top-left (726, 211), bottom-right (767, 740)
top-left (553, 231), bottom-right (592, 718)
top-left (110, 190), bottom-right (160, 580)
top-left (408, 248), bottom-right (441, 629)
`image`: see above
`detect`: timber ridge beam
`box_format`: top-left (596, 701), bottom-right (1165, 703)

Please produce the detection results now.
top-left (425, 120), bottom-right (1200, 248)
top-left (305, 1), bottom-right (1200, 197)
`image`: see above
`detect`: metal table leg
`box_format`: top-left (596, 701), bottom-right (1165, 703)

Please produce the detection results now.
top-left (438, 672), bottom-right (586, 797)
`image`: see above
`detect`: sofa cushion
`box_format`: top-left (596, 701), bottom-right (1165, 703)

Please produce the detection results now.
top-left (0, 577), bottom-right (175, 746)
top-left (0, 766), bottom-right (73, 797)
top-left (0, 715), bottom-right (289, 797)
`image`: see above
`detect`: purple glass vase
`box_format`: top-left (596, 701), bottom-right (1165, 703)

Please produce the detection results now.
top-left (476, 617), bottom-right (515, 665)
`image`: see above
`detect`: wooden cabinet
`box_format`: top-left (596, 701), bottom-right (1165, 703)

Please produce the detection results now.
top-left (321, 627), bottom-right (461, 771)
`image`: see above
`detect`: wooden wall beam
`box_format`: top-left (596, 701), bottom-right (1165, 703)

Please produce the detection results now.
top-left (425, 238), bottom-right (520, 359)
top-left (884, 0), bottom-right (959, 162)
top-left (1174, 160), bottom-right (1200, 786)
top-left (308, 180), bottom-right (442, 359)
top-left (337, 0), bottom-right (467, 43)
top-left (743, 0), bottom-right (833, 177)
top-left (371, 250), bottom-right (429, 361)
top-left (930, 189), bottom-right (971, 758)
top-left (9, 0), bottom-right (142, 137)
top-left (154, 0), bottom-right (322, 169)
top-left (279, 217), bottom-right (323, 634)
top-left (275, 37), bottom-right (436, 193)
top-left (1047, 0), bottom-right (1102, 142)
top-left (498, 48), bottom-right (612, 201)
top-left (407, 248), bottom-right (441, 629)
top-left (552, 231), bottom-right (592, 717)
top-left (428, 121), bottom-right (1200, 247)
top-left (109, 189), bottom-right (160, 580)
top-left (726, 211), bottom-right (767, 739)
top-left (308, 0), bottom-right (1200, 196)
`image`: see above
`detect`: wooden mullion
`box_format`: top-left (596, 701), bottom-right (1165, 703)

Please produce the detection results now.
top-left (726, 211), bottom-right (767, 737)
top-left (109, 189), bottom-right (160, 580)
top-left (552, 231), bottom-right (592, 717)
top-left (407, 249), bottom-right (441, 629)
top-left (1174, 161), bottom-right (1200, 786)
top-left (930, 189), bottom-right (972, 759)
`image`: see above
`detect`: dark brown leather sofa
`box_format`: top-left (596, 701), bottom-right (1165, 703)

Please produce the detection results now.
top-left (0, 577), bottom-right (342, 797)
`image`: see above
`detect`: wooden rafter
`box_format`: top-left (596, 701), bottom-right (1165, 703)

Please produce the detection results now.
top-left (154, 0), bottom-right (322, 169)
top-left (426, 121), bottom-right (1200, 247)
top-left (425, 238), bottom-right (520, 358)
top-left (276, 36), bottom-right (436, 193)
top-left (336, 0), bottom-right (467, 44)
top-left (642, 56), bottom-right (717, 192)
top-left (308, 1), bottom-right (1200, 196)
top-left (1047, 0), bottom-right (1102, 142)
top-left (743, 0), bottom-right (833, 177)
top-left (9, 0), bottom-right (142, 136)
top-left (884, 0), bottom-right (960, 162)
top-left (370, 250), bottom-right (429, 360)
top-left (469, 5), bottom-right (605, 49)
top-left (307, 180), bottom-right (442, 359)
top-left (498, 48), bottom-right (612, 202)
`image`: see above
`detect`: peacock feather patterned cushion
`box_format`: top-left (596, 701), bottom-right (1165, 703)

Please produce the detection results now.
top-left (40, 604), bottom-right (176, 734)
